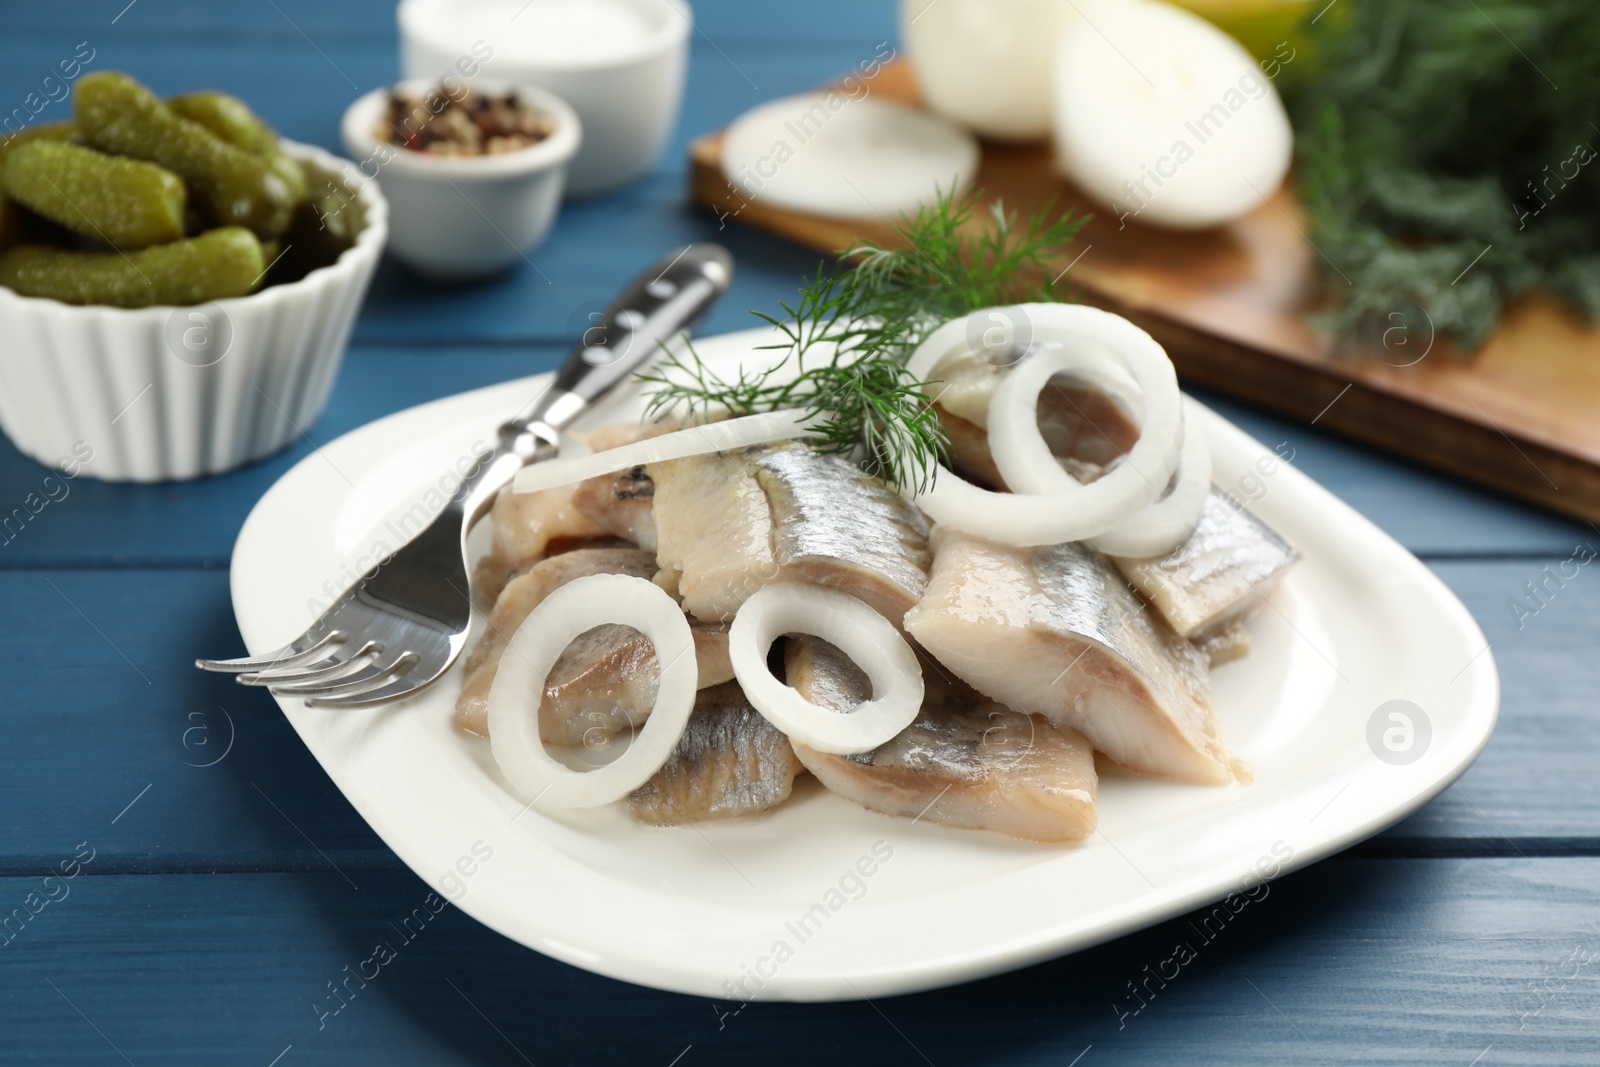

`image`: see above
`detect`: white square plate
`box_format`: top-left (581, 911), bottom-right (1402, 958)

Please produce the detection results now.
top-left (228, 327), bottom-right (1499, 1001)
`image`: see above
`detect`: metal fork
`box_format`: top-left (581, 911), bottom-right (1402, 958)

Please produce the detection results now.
top-left (196, 244), bottom-right (734, 707)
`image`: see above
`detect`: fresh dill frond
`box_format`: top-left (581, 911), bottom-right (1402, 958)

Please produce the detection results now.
top-left (640, 186), bottom-right (1088, 491)
top-left (1293, 0), bottom-right (1600, 351)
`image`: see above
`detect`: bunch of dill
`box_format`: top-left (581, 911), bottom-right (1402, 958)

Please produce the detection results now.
top-left (1294, 0), bottom-right (1600, 351)
top-left (641, 188), bottom-right (1086, 492)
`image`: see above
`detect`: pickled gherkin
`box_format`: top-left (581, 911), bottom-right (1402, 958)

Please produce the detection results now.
top-left (167, 92), bottom-right (278, 156)
top-left (0, 226), bottom-right (264, 307)
top-left (74, 72), bottom-right (293, 239)
top-left (168, 91), bottom-right (307, 204)
top-left (0, 122), bottom-right (79, 173)
top-left (0, 197), bottom-right (46, 252)
top-left (2, 141), bottom-right (186, 248)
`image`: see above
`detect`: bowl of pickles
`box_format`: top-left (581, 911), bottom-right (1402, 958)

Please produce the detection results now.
top-left (0, 72), bottom-right (387, 481)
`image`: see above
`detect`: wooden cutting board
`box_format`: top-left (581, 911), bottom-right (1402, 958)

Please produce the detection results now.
top-left (688, 60), bottom-right (1600, 524)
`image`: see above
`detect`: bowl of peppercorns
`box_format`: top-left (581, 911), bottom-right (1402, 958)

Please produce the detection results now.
top-left (340, 77), bottom-right (580, 279)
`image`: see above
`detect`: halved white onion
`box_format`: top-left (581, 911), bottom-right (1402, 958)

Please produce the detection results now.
top-left (512, 410), bottom-right (814, 494)
top-left (1053, 0), bottom-right (1293, 230)
top-left (907, 304), bottom-right (1182, 546)
top-left (728, 584), bottom-right (922, 755)
top-left (721, 93), bottom-right (978, 220)
top-left (901, 0), bottom-right (1081, 142)
top-left (487, 574), bottom-right (698, 809)
top-left (1091, 397), bottom-right (1213, 557)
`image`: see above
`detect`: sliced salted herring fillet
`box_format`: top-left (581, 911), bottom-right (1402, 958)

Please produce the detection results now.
top-left (721, 92), bottom-right (978, 220)
top-left (931, 347), bottom-right (1143, 489)
top-left (475, 481), bottom-right (610, 600)
top-left (648, 442), bottom-right (931, 623)
top-left (529, 620), bottom-right (734, 746)
top-left (459, 616), bottom-right (733, 741)
top-left (457, 547), bottom-right (655, 736)
top-left (754, 445), bottom-right (932, 616)
top-left (648, 447), bottom-right (776, 622)
top-left (925, 351), bottom-right (1006, 429)
top-left (1112, 490), bottom-right (1298, 639)
top-left (455, 548), bottom-right (735, 740)
top-left (1197, 617), bottom-right (1252, 668)
top-left (474, 422), bottom-right (672, 597)
top-left (570, 463), bottom-right (657, 551)
top-left (938, 408), bottom-right (1006, 489)
top-left (486, 574), bottom-right (698, 811)
top-left (1053, 0), bottom-right (1293, 229)
top-left (785, 637), bottom-right (1098, 843)
top-left (627, 681), bottom-right (805, 826)
top-left (905, 528), bottom-right (1242, 784)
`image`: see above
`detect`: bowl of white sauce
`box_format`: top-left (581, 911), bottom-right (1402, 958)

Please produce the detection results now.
top-left (399, 0), bottom-right (690, 196)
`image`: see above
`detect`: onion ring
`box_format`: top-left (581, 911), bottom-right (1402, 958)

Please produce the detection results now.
top-left (513, 409), bottom-right (814, 494)
top-left (728, 584), bottom-right (922, 755)
top-left (986, 307), bottom-right (1181, 499)
top-left (1090, 398), bottom-right (1213, 558)
top-left (906, 312), bottom-right (987, 385)
top-left (487, 574), bottom-right (698, 809)
top-left (907, 304), bottom-right (1183, 546)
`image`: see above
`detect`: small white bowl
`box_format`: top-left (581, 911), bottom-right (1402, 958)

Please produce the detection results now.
top-left (341, 78), bottom-right (580, 279)
top-left (0, 141), bottom-right (386, 483)
top-left (398, 0), bottom-right (690, 196)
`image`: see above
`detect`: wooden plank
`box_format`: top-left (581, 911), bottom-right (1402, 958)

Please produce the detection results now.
top-left (2, 8), bottom-right (1590, 1062)
top-left (0, 561), bottom-right (1593, 866)
top-left (0, 860), bottom-right (1595, 1064)
top-left (687, 60), bottom-right (1600, 525)
top-left (0, 569), bottom-right (390, 862)
top-left (1386, 559), bottom-right (1600, 844)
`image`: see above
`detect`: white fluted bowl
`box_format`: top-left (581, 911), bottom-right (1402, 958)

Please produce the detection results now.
top-left (0, 140), bottom-right (387, 482)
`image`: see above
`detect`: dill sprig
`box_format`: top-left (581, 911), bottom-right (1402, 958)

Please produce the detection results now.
top-left (640, 187), bottom-right (1088, 491)
top-left (1293, 0), bottom-right (1600, 351)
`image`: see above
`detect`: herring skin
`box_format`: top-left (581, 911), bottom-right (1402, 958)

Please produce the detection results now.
top-left (1113, 490), bottom-right (1298, 640)
top-left (785, 636), bottom-right (1099, 842)
top-left (649, 442), bottom-right (931, 623)
top-left (905, 529), bottom-right (1242, 785)
top-left (627, 681), bottom-right (804, 825)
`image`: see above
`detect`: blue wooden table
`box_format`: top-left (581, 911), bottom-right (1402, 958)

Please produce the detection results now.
top-left (3, 2), bottom-right (1597, 1063)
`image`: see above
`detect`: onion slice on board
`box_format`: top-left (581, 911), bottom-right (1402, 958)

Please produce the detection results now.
top-left (487, 574), bottom-right (698, 809)
top-left (1053, 0), bottom-right (1293, 230)
top-left (1090, 397), bottom-right (1213, 558)
top-left (512, 410), bottom-right (814, 494)
top-left (728, 584), bottom-right (923, 756)
top-left (721, 93), bottom-right (978, 220)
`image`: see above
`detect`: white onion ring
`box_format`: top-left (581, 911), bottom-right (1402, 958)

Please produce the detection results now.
top-left (906, 312), bottom-right (987, 384)
top-left (487, 574), bottom-right (698, 809)
top-left (1090, 398), bottom-right (1213, 558)
top-left (987, 307), bottom-right (1182, 499)
top-left (728, 584), bottom-right (922, 755)
top-left (910, 312), bottom-right (1139, 413)
top-left (908, 304), bottom-right (1183, 546)
top-left (512, 410), bottom-right (814, 494)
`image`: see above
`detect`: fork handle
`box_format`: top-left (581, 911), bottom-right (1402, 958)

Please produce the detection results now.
top-left (455, 244), bottom-right (735, 531)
